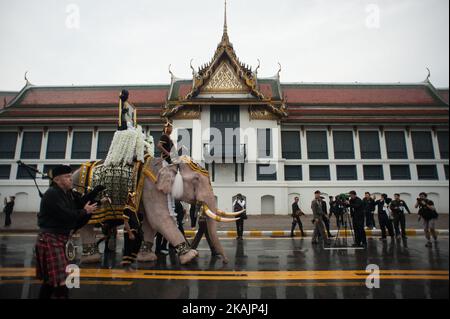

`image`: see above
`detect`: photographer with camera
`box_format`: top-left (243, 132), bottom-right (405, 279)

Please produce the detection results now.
top-left (311, 191), bottom-right (331, 246)
top-left (346, 191), bottom-right (367, 248)
top-left (414, 192), bottom-right (439, 247)
top-left (389, 193), bottom-right (411, 240)
top-left (332, 195), bottom-right (346, 229)
top-left (375, 194), bottom-right (394, 241)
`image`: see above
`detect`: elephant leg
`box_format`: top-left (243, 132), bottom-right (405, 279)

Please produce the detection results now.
top-left (150, 211), bottom-right (198, 264)
top-left (79, 224), bottom-right (101, 264)
top-left (142, 185), bottom-right (198, 265)
top-left (137, 214), bottom-right (158, 262)
top-left (207, 218), bottom-right (228, 264)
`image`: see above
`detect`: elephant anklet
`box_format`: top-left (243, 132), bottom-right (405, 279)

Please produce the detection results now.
top-left (140, 241), bottom-right (153, 253)
top-left (82, 243), bottom-right (99, 256)
top-left (175, 242), bottom-right (190, 256)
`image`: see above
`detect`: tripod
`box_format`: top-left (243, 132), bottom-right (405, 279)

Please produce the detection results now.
top-left (333, 208), bottom-right (355, 247)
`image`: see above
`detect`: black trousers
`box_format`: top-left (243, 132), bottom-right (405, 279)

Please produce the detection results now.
top-left (236, 219), bottom-right (245, 238)
top-left (393, 212), bottom-right (407, 238)
top-left (323, 216), bottom-right (332, 236)
top-left (155, 233), bottom-right (168, 252)
top-left (291, 216), bottom-right (305, 234)
top-left (190, 207), bottom-right (197, 228)
top-left (4, 212), bottom-right (11, 227)
top-left (365, 210), bottom-right (376, 228)
top-left (190, 219), bottom-right (216, 254)
top-left (378, 212), bottom-right (394, 238)
top-left (122, 212), bottom-right (143, 264)
top-left (352, 216), bottom-right (367, 246)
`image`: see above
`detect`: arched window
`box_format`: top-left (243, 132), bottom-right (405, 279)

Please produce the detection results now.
top-left (261, 195), bottom-right (275, 215)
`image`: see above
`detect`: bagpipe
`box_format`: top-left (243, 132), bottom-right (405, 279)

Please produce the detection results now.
top-left (17, 161), bottom-right (112, 261)
top-left (17, 160), bottom-right (105, 209)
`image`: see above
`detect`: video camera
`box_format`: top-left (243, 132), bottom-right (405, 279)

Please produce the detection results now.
top-left (336, 193), bottom-right (350, 202)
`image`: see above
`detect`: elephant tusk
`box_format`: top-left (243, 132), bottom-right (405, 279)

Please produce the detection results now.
top-left (217, 209), bottom-right (246, 217)
top-left (203, 205), bottom-right (240, 223)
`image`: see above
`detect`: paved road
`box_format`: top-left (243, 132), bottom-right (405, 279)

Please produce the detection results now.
top-left (0, 233), bottom-right (448, 299)
top-left (1, 212), bottom-right (448, 232)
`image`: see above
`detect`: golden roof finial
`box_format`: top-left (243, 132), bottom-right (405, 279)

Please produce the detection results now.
top-left (224, 0), bottom-right (228, 33)
top-left (221, 0), bottom-right (230, 44)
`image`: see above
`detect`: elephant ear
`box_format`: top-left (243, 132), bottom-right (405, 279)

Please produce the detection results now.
top-left (156, 166), bottom-right (176, 195)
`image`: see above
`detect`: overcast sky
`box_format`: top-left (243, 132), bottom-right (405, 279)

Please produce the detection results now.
top-left (0, 0), bottom-right (448, 91)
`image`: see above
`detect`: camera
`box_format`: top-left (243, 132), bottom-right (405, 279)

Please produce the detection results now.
top-left (336, 193), bottom-right (350, 201)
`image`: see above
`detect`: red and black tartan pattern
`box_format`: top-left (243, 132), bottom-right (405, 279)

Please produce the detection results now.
top-left (35, 233), bottom-right (69, 286)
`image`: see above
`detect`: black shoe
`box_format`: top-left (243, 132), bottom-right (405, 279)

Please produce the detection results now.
top-left (328, 234), bottom-right (335, 238)
top-left (290, 233), bottom-right (295, 237)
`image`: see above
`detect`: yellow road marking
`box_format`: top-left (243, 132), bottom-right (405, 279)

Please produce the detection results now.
top-left (0, 279), bottom-right (133, 286)
top-left (249, 282), bottom-right (367, 287)
top-left (0, 268), bottom-right (447, 281)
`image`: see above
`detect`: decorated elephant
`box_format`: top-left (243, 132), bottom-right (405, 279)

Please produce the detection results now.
top-left (72, 156), bottom-right (242, 265)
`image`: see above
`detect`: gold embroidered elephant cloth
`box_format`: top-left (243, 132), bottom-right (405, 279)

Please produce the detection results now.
top-left (77, 155), bottom-right (152, 225)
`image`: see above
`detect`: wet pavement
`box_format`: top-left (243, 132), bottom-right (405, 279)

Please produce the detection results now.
top-left (0, 233), bottom-right (448, 299)
top-left (1, 212), bottom-right (449, 232)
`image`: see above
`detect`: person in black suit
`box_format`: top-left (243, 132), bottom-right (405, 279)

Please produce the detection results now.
top-left (291, 197), bottom-right (305, 237)
top-left (346, 191), bottom-right (367, 247)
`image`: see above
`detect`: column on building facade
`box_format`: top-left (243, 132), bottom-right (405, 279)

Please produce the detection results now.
top-left (354, 128), bottom-right (364, 181)
top-left (40, 129), bottom-right (48, 173)
top-left (328, 128), bottom-right (337, 181)
top-left (300, 127), bottom-right (308, 181)
top-left (404, 128), bottom-right (418, 180)
top-left (12, 129), bottom-right (23, 179)
top-left (67, 128), bottom-right (74, 162)
top-left (430, 129), bottom-right (444, 180)
top-left (379, 127), bottom-right (391, 181)
top-left (90, 129), bottom-right (97, 161)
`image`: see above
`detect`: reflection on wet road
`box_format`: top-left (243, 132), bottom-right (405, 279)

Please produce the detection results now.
top-left (0, 234), bottom-right (448, 299)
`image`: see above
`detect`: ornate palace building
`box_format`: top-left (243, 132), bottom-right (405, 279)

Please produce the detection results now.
top-left (0, 7), bottom-right (448, 214)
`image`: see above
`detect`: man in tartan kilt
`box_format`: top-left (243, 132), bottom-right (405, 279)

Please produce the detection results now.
top-left (36, 165), bottom-right (97, 299)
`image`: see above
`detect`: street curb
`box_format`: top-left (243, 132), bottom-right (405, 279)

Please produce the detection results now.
top-left (185, 229), bottom-right (450, 238)
top-left (1, 228), bottom-right (449, 237)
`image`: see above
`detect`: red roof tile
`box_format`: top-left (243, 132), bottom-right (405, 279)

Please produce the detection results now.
top-left (282, 84), bottom-right (445, 106)
top-left (0, 92), bottom-right (18, 109)
top-left (438, 89), bottom-right (449, 104)
top-left (6, 83), bottom-right (448, 108)
top-left (17, 86), bottom-right (169, 106)
top-left (1, 83), bottom-right (447, 126)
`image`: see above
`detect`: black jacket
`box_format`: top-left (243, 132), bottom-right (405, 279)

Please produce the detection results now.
top-left (321, 201), bottom-right (328, 215)
top-left (38, 185), bottom-right (87, 235)
top-left (375, 199), bottom-right (391, 215)
top-left (349, 197), bottom-right (364, 219)
top-left (389, 199), bottom-right (411, 214)
top-left (362, 198), bottom-right (375, 213)
top-left (3, 200), bottom-right (14, 215)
